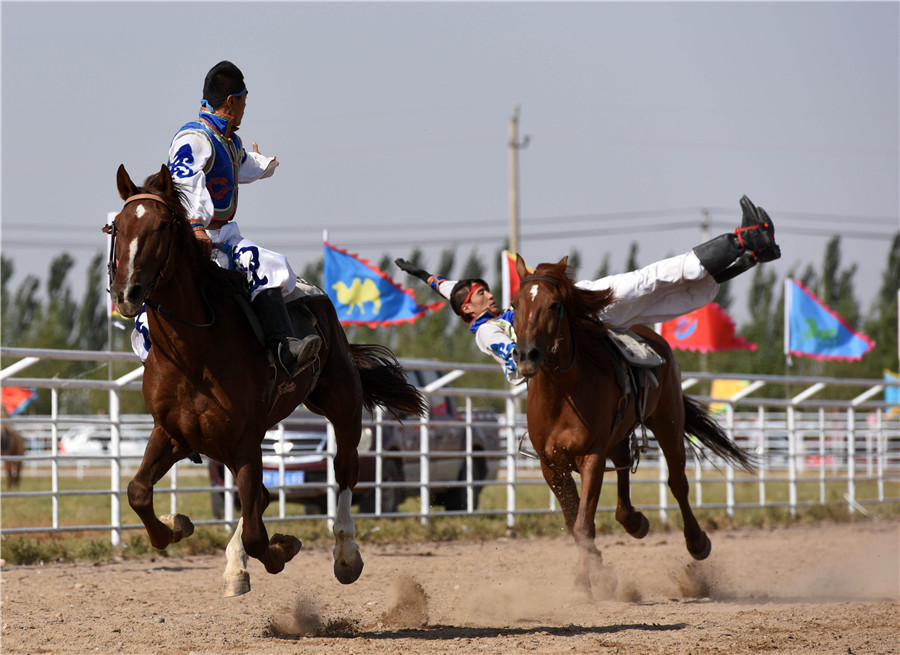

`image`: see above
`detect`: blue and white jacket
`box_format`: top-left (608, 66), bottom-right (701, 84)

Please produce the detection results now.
top-left (167, 107), bottom-right (276, 230)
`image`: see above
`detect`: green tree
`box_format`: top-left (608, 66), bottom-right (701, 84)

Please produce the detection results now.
top-left (860, 232), bottom-right (900, 379)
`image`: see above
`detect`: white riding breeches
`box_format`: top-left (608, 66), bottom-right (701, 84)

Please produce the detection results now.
top-left (209, 222), bottom-right (296, 301)
top-left (578, 251), bottom-right (718, 328)
top-left (129, 221), bottom-right (296, 361)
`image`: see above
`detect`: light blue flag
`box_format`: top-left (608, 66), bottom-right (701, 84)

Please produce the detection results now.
top-left (786, 279), bottom-right (874, 361)
top-left (323, 243), bottom-right (443, 327)
top-left (884, 370), bottom-right (899, 417)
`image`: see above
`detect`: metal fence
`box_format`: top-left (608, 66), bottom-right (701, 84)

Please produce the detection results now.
top-left (2, 346), bottom-right (898, 545)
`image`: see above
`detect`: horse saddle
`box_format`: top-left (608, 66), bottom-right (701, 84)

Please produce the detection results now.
top-left (284, 278), bottom-right (328, 304)
top-left (603, 328), bottom-right (665, 471)
top-left (234, 278), bottom-right (329, 404)
top-left (606, 328), bottom-right (666, 369)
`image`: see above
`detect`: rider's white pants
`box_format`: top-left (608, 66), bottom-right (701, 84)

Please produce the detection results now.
top-left (578, 251), bottom-right (718, 328)
top-left (130, 221), bottom-right (296, 361)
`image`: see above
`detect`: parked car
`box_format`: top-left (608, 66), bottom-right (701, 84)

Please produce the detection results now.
top-left (209, 368), bottom-right (501, 517)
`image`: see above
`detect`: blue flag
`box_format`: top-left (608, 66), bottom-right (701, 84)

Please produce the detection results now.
top-left (885, 370), bottom-right (899, 417)
top-left (323, 243), bottom-right (444, 327)
top-left (785, 279), bottom-right (874, 361)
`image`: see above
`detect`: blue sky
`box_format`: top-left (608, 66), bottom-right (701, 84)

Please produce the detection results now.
top-left (2, 1), bottom-right (898, 325)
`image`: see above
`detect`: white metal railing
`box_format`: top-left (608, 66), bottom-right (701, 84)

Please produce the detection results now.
top-left (1, 346), bottom-right (898, 545)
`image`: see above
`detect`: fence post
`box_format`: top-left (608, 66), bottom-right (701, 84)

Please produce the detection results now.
top-left (465, 396), bottom-right (474, 512)
top-left (418, 412), bottom-right (430, 526)
top-left (374, 406), bottom-right (384, 516)
top-left (847, 407), bottom-right (856, 514)
top-left (224, 467), bottom-right (235, 531)
top-left (505, 395), bottom-right (517, 534)
top-left (658, 449), bottom-right (668, 524)
top-left (109, 386), bottom-right (122, 547)
top-left (51, 389), bottom-right (60, 530)
top-left (725, 404), bottom-right (735, 518)
top-left (787, 405), bottom-right (797, 518)
top-left (327, 421), bottom-right (337, 528)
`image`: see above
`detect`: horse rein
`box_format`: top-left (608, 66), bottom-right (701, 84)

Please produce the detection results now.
top-left (518, 274), bottom-right (577, 374)
top-left (105, 193), bottom-right (215, 329)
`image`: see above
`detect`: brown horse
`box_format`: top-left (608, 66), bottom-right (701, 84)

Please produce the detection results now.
top-left (1, 410), bottom-right (25, 488)
top-left (106, 164), bottom-right (425, 596)
top-left (510, 255), bottom-right (754, 597)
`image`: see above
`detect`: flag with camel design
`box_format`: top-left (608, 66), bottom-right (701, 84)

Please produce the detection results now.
top-left (784, 279), bottom-right (874, 361)
top-left (324, 242), bottom-right (444, 327)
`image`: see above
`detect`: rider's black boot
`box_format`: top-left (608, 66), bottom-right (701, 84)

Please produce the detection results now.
top-left (693, 195), bottom-right (781, 283)
top-left (251, 288), bottom-right (321, 377)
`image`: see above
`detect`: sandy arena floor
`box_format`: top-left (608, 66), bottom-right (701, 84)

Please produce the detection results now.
top-left (1, 521), bottom-right (897, 654)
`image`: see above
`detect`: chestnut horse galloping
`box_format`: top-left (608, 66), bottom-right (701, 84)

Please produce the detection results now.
top-left (106, 164), bottom-right (425, 596)
top-left (511, 256), bottom-right (754, 598)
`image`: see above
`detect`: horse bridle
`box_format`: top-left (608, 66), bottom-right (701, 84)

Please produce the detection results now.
top-left (105, 194), bottom-right (176, 287)
top-left (104, 193), bottom-right (215, 328)
top-left (518, 274), bottom-right (576, 374)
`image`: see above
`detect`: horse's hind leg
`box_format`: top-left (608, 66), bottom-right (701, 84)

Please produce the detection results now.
top-left (650, 419), bottom-right (710, 560)
top-left (609, 441), bottom-right (649, 539)
top-left (332, 486), bottom-right (364, 584)
top-left (306, 369), bottom-right (364, 585)
top-left (127, 426), bottom-right (195, 550)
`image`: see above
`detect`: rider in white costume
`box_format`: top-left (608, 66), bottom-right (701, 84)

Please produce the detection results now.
top-left (396, 196), bottom-right (780, 385)
top-left (132, 61), bottom-right (320, 376)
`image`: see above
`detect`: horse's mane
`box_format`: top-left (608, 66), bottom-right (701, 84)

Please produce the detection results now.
top-left (138, 173), bottom-right (248, 298)
top-left (532, 260), bottom-right (616, 368)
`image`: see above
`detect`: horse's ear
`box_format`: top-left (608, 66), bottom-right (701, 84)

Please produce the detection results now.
top-left (557, 256), bottom-right (568, 268)
top-left (116, 164), bottom-right (138, 201)
top-left (154, 164), bottom-right (174, 196)
top-left (515, 254), bottom-right (529, 280)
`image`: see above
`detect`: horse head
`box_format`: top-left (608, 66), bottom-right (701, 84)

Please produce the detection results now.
top-left (105, 164), bottom-right (185, 317)
top-left (510, 255), bottom-right (571, 378)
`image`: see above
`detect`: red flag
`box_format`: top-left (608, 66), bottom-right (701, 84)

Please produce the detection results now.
top-left (1, 387), bottom-right (38, 416)
top-left (659, 303), bottom-right (756, 353)
top-left (501, 250), bottom-right (532, 309)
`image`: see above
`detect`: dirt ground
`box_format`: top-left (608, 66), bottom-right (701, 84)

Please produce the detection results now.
top-left (1, 521), bottom-right (897, 655)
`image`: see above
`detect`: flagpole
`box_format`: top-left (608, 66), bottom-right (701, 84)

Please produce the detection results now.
top-left (784, 278), bottom-right (792, 370)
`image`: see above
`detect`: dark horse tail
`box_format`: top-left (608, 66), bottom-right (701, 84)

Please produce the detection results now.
top-left (683, 396), bottom-right (756, 472)
top-left (349, 344), bottom-right (428, 419)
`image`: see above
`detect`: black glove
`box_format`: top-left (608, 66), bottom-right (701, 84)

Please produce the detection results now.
top-left (394, 258), bottom-right (433, 284)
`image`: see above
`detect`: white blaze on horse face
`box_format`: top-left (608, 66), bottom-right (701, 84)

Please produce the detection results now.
top-left (529, 284), bottom-right (540, 302)
top-left (135, 203), bottom-right (146, 219)
top-left (125, 238), bottom-right (139, 283)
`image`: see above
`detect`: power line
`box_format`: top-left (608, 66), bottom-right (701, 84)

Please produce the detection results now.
top-left (4, 207), bottom-right (896, 236)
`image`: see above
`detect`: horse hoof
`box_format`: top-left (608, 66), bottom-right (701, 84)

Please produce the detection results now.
top-left (334, 550), bottom-right (364, 585)
top-left (159, 514), bottom-right (194, 542)
top-left (271, 534), bottom-right (303, 562)
top-left (688, 534), bottom-right (712, 561)
top-left (628, 514), bottom-right (650, 540)
top-left (223, 571), bottom-right (251, 597)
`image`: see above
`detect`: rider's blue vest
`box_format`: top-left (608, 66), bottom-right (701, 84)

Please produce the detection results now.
top-left (169, 109), bottom-right (243, 222)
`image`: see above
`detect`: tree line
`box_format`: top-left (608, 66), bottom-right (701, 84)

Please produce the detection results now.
top-left (2, 232), bottom-right (898, 415)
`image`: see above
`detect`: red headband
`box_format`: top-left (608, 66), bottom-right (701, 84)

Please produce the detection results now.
top-left (460, 283), bottom-right (484, 323)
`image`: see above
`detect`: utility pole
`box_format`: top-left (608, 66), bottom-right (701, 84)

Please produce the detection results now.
top-left (508, 104), bottom-right (529, 256)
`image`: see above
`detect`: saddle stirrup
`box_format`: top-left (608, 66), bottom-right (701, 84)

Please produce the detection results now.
top-left (251, 289), bottom-right (321, 377)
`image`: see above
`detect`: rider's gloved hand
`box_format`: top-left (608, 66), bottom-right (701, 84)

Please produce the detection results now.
top-left (394, 258), bottom-right (433, 284)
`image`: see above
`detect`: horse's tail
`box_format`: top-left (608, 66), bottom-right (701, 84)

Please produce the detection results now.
top-left (683, 396), bottom-right (757, 472)
top-left (350, 344), bottom-right (428, 419)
